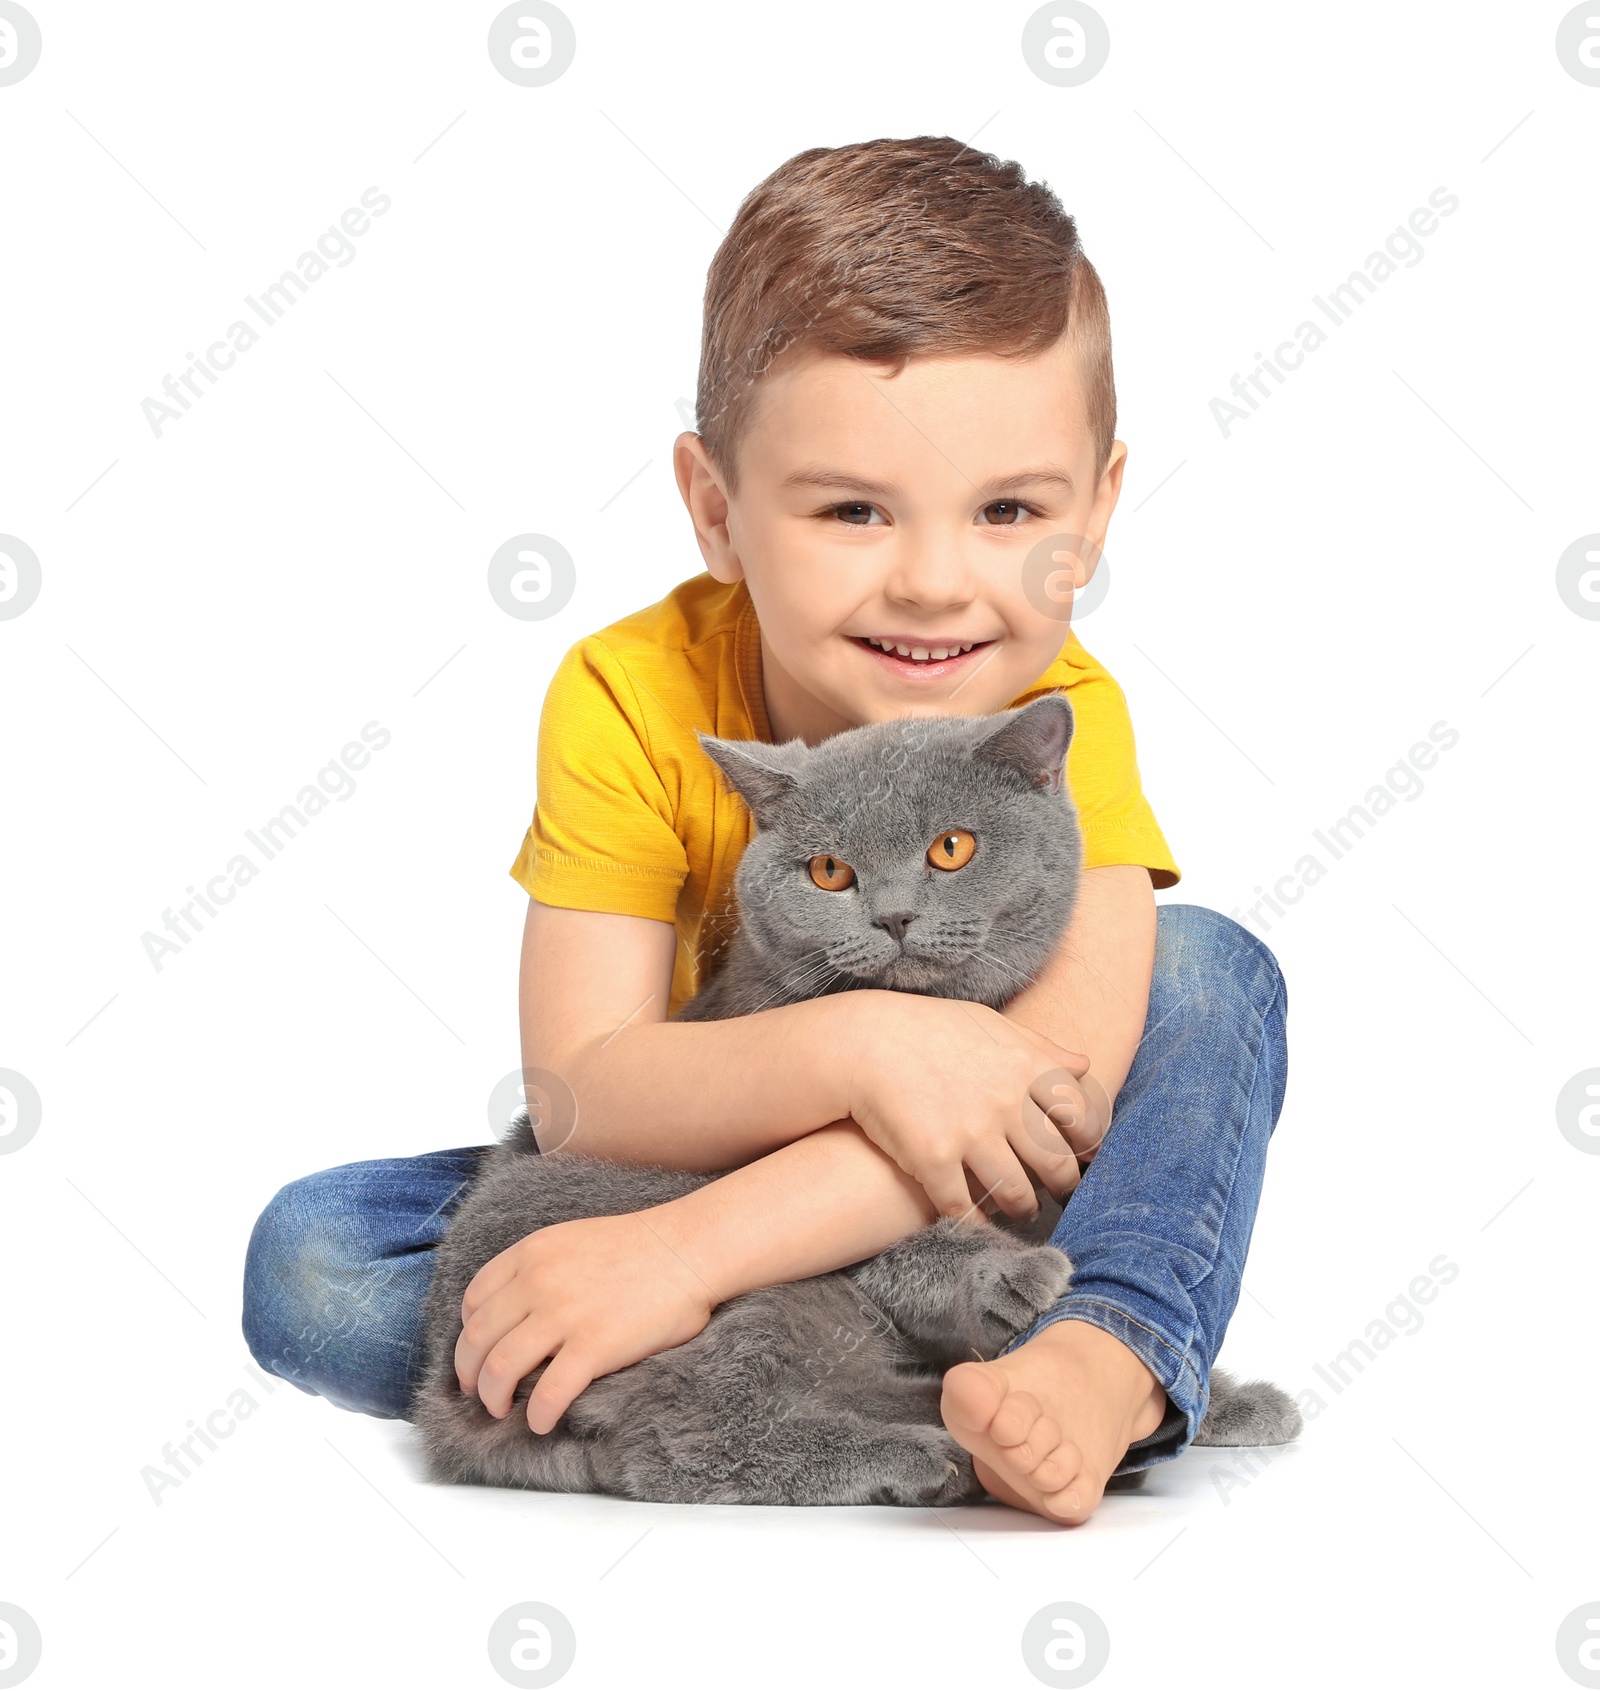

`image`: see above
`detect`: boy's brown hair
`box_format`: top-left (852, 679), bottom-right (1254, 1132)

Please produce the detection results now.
top-left (695, 134), bottom-right (1115, 492)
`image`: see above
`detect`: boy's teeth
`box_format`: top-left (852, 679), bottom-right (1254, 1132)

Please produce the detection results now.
top-left (867, 637), bottom-right (974, 662)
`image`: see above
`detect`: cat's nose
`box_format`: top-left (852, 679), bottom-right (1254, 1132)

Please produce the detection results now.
top-left (874, 911), bottom-right (917, 944)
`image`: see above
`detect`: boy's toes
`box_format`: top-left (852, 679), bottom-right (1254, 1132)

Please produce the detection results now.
top-left (989, 1386), bottom-right (1049, 1452)
top-left (1030, 1439), bottom-right (1085, 1496)
top-left (942, 1362), bottom-right (1056, 1465)
top-left (991, 1407), bottom-right (1090, 1508)
top-left (942, 1362), bottom-right (1094, 1520)
top-left (941, 1359), bottom-right (1007, 1438)
top-left (1036, 1456), bottom-right (1097, 1522)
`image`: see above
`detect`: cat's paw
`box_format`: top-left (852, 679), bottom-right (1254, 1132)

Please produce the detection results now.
top-left (965, 1242), bottom-right (1074, 1354)
top-left (869, 1426), bottom-right (982, 1507)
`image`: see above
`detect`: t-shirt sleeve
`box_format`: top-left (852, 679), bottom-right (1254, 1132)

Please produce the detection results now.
top-left (509, 638), bottom-right (689, 921)
top-left (1066, 661), bottom-right (1181, 889)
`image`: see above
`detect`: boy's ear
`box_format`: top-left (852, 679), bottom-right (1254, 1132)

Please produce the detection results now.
top-left (974, 694), bottom-right (1075, 792)
top-left (697, 732), bottom-right (808, 824)
top-left (675, 433), bottom-right (743, 585)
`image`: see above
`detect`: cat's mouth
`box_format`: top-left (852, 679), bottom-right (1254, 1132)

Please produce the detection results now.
top-left (844, 944), bottom-right (960, 992)
top-left (852, 635), bottom-right (995, 678)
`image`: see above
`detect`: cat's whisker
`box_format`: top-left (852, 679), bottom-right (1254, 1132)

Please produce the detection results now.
top-left (966, 947), bottom-right (1036, 996)
top-left (978, 948), bottom-right (1033, 985)
top-left (742, 952), bottom-right (849, 1015)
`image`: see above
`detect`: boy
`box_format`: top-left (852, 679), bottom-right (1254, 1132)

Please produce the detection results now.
top-left (243, 135), bottom-right (1288, 1525)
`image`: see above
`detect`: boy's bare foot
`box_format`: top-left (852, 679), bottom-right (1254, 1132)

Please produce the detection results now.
top-left (941, 1318), bottom-right (1168, 1524)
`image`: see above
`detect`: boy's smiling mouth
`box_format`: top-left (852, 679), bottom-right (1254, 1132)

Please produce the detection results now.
top-left (853, 634), bottom-right (995, 678)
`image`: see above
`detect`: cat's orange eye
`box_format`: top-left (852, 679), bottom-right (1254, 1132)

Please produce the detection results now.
top-left (927, 830), bottom-right (976, 871)
top-left (808, 854), bottom-right (856, 891)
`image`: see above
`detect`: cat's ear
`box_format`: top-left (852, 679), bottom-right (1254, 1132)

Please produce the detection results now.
top-left (974, 693), bottom-right (1075, 792)
top-left (697, 732), bottom-right (808, 824)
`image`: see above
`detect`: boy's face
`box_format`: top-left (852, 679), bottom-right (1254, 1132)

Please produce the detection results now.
top-left (676, 330), bottom-right (1127, 744)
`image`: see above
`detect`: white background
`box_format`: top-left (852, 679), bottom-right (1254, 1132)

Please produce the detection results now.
top-left (2, 2), bottom-right (1597, 1687)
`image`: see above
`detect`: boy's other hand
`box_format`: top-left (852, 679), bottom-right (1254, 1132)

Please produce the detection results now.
top-left (841, 993), bottom-right (1095, 1220)
top-left (455, 1209), bottom-right (715, 1433)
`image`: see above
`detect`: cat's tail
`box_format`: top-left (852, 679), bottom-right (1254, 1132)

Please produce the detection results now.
top-left (1191, 1366), bottom-right (1303, 1446)
top-left (501, 1106), bottom-right (540, 1156)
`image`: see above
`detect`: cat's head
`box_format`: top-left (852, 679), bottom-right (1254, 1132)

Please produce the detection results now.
top-left (698, 694), bottom-right (1082, 1007)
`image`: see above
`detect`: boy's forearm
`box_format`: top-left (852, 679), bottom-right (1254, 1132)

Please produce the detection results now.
top-left (636, 1120), bottom-right (938, 1301)
top-left (559, 993), bottom-right (863, 1169)
top-left (522, 901), bottom-right (882, 1168)
top-left (522, 868), bottom-right (1155, 1172)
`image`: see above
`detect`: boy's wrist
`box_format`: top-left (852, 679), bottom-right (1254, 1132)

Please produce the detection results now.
top-left (636, 1185), bottom-right (749, 1309)
top-left (814, 987), bottom-right (896, 1123)
top-left (633, 1117), bottom-right (931, 1308)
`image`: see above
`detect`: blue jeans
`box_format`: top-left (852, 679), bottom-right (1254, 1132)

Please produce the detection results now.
top-left (242, 904), bottom-right (1287, 1476)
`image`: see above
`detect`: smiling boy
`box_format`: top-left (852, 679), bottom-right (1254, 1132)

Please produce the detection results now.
top-left (244, 136), bottom-right (1290, 1523)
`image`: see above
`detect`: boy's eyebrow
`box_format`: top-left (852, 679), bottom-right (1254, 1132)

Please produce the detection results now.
top-left (781, 464), bottom-right (1077, 498)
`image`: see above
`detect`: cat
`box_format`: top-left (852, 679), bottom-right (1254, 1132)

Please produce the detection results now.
top-left (411, 694), bottom-right (1300, 1504)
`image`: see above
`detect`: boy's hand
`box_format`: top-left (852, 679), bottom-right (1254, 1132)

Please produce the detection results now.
top-left (841, 992), bottom-right (1096, 1220)
top-left (455, 1208), bottom-right (715, 1433)
top-left (1043, 1066), bottom-right (1111, 1162)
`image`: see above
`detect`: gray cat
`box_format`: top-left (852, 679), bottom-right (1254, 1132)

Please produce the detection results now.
top-left (411, 695), bottom-right (1300, 1504)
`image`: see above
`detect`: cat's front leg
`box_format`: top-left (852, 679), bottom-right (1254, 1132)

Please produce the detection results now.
top-left (958, 1232), bottom-right (1074, 1359)
top-left (844, 1218), bottom-right (1073, 1366)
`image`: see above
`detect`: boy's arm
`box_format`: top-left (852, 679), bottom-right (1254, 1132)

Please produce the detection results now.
top-left (518, 896), bottom-right (1092, 1214)
top-left (519, 865), bottom-right (1154, 1170)
top-left (516, 897), bottom-right (856, 1164)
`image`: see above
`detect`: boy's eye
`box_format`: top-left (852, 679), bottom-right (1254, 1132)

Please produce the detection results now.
top-left (927, 830), bottom-right (976, 871)
top-left (809, 854), bottom-right (856, 890)
top-left (830, 502), bottom-right (883, 526)
top-left (980, 499), bottom-right (1032, 525)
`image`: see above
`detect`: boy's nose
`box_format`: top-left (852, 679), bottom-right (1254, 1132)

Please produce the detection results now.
top-left (874, 911), bottom-right (917, 943)
top-left (882, 531), bottom-right (975, 614)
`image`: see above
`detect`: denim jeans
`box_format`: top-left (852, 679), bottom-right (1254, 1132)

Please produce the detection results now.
top-left (242, 904), bottom-right (1287, 1476)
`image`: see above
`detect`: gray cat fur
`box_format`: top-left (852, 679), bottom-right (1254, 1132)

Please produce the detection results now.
top-left (411, 696), bottom-right (1300, 1504)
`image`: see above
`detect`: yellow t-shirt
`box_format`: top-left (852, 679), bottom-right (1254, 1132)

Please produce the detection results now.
top-left (511, 573), bottom-right (1179, 1016)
